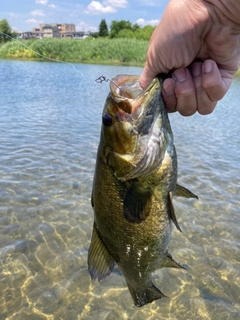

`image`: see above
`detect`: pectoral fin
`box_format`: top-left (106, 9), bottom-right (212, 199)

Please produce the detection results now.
top-left (161, 252), bottom-right (189, 270)
top-left (88, 222), bottom-right (115, 280)
top-left (168, 192), bottom-right (182, 232)
top-left (123, 184), bottom-right (152, 223)
top-left (175, 184), bottom-right (198, 199)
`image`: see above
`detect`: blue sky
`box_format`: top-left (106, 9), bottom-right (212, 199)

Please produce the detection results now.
top-left (1, 0), bottom-right (169, 32)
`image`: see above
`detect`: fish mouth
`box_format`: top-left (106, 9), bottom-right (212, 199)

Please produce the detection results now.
top-left (110, 75), bottom-right (159, 121)
top-left (106, 75), bottom-right (166, 181)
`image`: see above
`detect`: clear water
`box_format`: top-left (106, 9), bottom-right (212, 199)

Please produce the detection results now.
top-left (0, 60), bottom-right (239, 320)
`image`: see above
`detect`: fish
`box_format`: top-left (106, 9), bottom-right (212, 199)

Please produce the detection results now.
top-left (88, 74), bottom-right (198, 307)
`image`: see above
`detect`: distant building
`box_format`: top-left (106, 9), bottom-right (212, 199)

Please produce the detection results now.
top-left (41, 25), bottom-right (60, 38)
top-left (17, 23), bottom-right (91, 39)
top-left (32, 28), bottom-right (43, 38)
top-left (17, 32), bottom-right (34, 39)
top-left (61, 31), bottom-right (91, 39)
top-left (39, 23), bottom-right (76, 37)
top-left (59, 24), bottom-right (76, 33)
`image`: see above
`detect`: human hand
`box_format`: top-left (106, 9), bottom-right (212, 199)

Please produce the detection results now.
top-left (139, 0), bottom-right (240, 116)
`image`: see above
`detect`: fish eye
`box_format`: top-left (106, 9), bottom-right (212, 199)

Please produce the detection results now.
top-left (102, 113), bottom-right (113, 126)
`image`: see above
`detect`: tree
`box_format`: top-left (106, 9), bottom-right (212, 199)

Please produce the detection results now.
top-left (117, 29), bottom-right (135, 39)
top-left (0, 19), bottom-right (16, 43)
top-left (132, 23), bottom-right (140, 32)
top-left (109, 20), bottom-right (133, 38)
top-left (134, 25), bottom-right (155, 41)
top-left (91, 32), bottom-right (99, 38)
top-left (99, 19), bottom-right (109, 37)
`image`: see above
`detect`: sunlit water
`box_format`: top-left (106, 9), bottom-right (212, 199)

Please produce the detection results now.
top-left (0, 60), bottom-right (239, 320)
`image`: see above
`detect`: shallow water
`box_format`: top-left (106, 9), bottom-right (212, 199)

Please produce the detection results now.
top-left (0, 60), bottom-right (239, 320)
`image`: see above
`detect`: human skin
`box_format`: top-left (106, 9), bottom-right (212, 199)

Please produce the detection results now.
top-left (139, 0), bottom-right (240, 116)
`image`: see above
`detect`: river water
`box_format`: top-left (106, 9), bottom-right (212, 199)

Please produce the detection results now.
top-left (0, 60), bottom-right (239, 320)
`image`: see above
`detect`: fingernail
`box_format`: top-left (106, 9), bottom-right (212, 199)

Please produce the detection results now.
top-left (172, 68), bottom-right (187, 82)
top-left (204, 60), bottom-right (213, 73)
top-left (163, 80), bottom-right (174, 95)
top-left (192, 63), bottom-right (202, 77)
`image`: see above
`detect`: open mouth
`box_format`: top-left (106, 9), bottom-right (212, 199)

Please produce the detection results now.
top-left (110, 75), bottom-right (157, 120)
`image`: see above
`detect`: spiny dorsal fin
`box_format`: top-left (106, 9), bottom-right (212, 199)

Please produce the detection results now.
top-left (161, 252), bottom-right (189, 270)
top-left (123, 183), bottom-right (152, 223)
top-left (88, 223), bottom-right (115, 281)
top-left (175, 184), bottom-right (198, 199)
top-left (168, 192), bottom-right (182, 232)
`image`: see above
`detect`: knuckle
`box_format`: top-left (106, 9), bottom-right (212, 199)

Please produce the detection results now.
top-left (202, 75), bottom-right (226, 100)
top-left (175, 86), bottom-right (195, 98)
top-left (198, 102), bottom-right (217, 115)
top-left (178, 107), bottom-right (196, 117)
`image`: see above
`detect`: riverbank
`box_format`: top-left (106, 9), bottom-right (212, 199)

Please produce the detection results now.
top-left (0, 38), bottom-right (149, 66)
top-left (1, 38), bottom-right (240, 75)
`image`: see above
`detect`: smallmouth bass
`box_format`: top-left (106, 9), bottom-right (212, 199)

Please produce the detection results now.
top-left (88, 74), bottom-right (198, 307)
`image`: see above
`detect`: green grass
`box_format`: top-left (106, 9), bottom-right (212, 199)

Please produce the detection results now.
top-left (0, 38), bottom-right (149, 66)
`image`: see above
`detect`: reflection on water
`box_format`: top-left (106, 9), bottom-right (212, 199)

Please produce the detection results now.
top-left (0, 60), bottom-right (240, 319)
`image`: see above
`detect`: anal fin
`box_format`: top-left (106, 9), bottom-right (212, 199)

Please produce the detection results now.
top-left (88, 222), bottom-right (115, 280)
top-left (168, 192), bottom-right (182, 232)
top-left (161, 252), bottom-right (189, 270)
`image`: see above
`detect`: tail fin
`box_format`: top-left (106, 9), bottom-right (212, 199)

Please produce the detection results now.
top-left (127, 281), bottom-right (167, 307)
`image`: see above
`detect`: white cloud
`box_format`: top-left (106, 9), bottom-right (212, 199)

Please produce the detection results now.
top-left (77, 21), bottom-right (97, 32)
top-left (136, 18), bottom-right (159, 27)
top-left (35, 0), bottom-right (48, 4)
top-left (30, 10), bottom-right (45, 17)
top-left (103, 0), bottom-right (127, 8)
top-left (48, 4), bottom-right (56, 8)
top-left (86, 1), bottom-right (116, 14)
top-left (25, 18), bottom-right (44, 28)
top-left (25, 19), bottom-right (39, 24)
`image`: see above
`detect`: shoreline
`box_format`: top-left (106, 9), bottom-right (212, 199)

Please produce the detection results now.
top-left (1, 38), bottom-right (239, 72)
top-left (0, 56), bottom-right (144, 67)
top-left (1, 57), bottom-right (239, 77)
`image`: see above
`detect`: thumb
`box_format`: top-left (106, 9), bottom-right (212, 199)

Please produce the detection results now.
top-left (139, 61), bottom-right (158, 89)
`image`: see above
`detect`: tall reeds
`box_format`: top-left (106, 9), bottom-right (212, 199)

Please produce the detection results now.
top-left (0, 38), bottom-right (149, 66)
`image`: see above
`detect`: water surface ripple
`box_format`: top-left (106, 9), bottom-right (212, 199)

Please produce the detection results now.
top-left (0, 60), bottom-right (240, 320)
